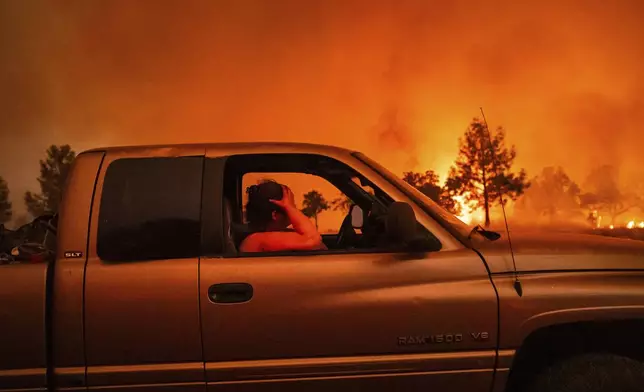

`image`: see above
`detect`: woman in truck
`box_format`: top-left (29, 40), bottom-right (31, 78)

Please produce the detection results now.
top-left (239, 180), bottom-right (326, 252)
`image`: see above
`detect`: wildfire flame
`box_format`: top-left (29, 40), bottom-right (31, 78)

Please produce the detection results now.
top-left (454, 196), bottom-right (471, 224)
top-left (626, 220), bottom-right (644, 229)
top-left (454, 194), bottom-right (484, 225)
top-left (594, 214), bottom-right (643, 230)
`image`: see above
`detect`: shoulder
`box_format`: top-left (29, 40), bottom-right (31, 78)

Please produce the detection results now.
top-left (239, 230), bottom-right (325, 253)
top-left (239, 231), bottom-right (291, 252)
top-left (239, 233), bottom-right (266, 252)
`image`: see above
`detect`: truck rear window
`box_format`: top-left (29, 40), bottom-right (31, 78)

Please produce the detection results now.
top-left (97, 157), bottom-right (203, 261)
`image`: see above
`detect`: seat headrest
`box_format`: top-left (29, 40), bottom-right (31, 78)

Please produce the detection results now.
top-left (222, 198), bottom-right (237, 255)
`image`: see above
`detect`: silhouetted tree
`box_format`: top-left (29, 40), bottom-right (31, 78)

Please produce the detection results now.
top-left (301, 190), bottom-right (330, 229)
top-left (446, 118), bottom-right (529, 227)
top-left (403, 170), bottom-right (460, 214)
top-left (579, 164), bottom-right (640, 225)
top-left (517, 166), bottom-right (581, 223)
top-left (24, 145), bottom-right (76, 217)
top-left (331, 178), bottom-right (375, 215)
top-left (0, 176), bottom-right (12, 224)
top-left (403, 171), bottom-right (442, 200)
top-left (331, 195), bottom-right (353, 214)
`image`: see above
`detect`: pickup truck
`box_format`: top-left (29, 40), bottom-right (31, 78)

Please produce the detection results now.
top-left (2, 142), bottom-right (644, 392)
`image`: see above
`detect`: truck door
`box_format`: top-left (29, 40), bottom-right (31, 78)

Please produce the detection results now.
top-left (0, 261), bottom-right (49, 390)
top-left (198, 152), bottom-right (499, 392)
top-left (83, 148), bottom-right (206, 391)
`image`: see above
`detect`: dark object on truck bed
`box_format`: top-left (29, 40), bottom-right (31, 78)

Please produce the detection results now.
top-left (0, 214), bottom-right (57, 264)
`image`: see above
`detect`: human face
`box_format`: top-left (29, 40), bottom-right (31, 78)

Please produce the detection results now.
top-left (271, 210), bottom-right (291, 230)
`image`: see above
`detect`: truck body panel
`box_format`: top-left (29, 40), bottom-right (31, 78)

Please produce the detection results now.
top-left (3, 142), bottom-right (644, 392)
top-left (0, 263), bottom-right (48, 390)
top-left (83, 149), bottom-right (205, 390)
top-left (52, 151), bottom-right (105, 389)
top-left (200, 250), bottom-right (498, 390)
top-left (477, 230), bottom-right (644, 273)
top-left (494, 271), bottom-right (644, 348)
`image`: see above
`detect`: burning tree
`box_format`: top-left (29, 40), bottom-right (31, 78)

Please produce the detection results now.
top-left (446, 118), bottom-right (529, 227)
top-left (402, 170), bottom-right (460, 214)
top-left (24, 145), bottom-right (76, 217)
top-left (579, 165), bottom-right (642, 226)
top-left (516, 166), bottom-right (582, 224)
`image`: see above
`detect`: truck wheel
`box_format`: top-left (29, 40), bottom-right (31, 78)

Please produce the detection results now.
top-left (527, 353), bottom-right (644, 392)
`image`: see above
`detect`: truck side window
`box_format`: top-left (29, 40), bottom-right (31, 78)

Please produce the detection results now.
top-left (97, 157), bottom-right (203, 261)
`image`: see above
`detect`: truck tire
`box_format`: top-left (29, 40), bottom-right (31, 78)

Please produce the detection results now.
top-left (526, 353), bottom-right (644, 392)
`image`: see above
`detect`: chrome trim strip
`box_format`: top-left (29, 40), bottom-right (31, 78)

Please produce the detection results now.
top-left (0, 367), bottom-right (46, 389)
top-left (54, 366), bottom-right (85, 388)
top-left (497, 349), bottom-right (516, 369)
top-left (209, 369), bottom-right (493, 385)
top-left (86, 362), bottom-right (204, 386)
top-left (85, 382), bottom-right (205, 391)
top-left (206, 350), bottom-right (496, 381)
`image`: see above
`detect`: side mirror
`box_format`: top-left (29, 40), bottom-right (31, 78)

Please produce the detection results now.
top-left (350, 205), bottom-right (364, 229)
top-left (386, 202), bottom-right (417, 243)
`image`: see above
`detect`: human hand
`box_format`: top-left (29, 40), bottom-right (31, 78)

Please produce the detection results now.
top-left (270, 185), bottom-right (296, 209)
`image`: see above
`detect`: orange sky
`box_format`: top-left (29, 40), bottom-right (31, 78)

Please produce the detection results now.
top-left (1, 0), bottom-right (644, 224)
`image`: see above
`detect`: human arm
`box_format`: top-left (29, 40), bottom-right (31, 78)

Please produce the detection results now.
top-left (271, 186), bottom-right (323, 243)
top-left (239, 230), bottom-right (327, 253)
top-left (239, 187), bottom-right (326, 253)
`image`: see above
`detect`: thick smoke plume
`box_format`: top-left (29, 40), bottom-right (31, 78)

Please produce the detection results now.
top-left (1, 0), bottom-right (643, 220)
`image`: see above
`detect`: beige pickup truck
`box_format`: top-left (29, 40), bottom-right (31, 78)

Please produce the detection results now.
top-left (2, 142), bottom-right (644, 392)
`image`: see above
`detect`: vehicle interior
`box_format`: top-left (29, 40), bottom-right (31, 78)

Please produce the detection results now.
top-left (222, 153), bottom-right (442, 256)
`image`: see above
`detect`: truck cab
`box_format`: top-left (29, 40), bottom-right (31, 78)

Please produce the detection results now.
top-left (2, 142), bottom-right (643, 392)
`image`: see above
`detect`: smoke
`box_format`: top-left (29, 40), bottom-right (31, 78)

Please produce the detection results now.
top-left (372, 106), bottom-right (420, 169)
top-left (1, 0), bottom-right (644, 219)
top-left (552, 92), bottom-right (644, 183)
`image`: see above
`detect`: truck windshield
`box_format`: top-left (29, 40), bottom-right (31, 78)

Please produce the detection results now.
top-left (353, 152), bottom-right (472, 241)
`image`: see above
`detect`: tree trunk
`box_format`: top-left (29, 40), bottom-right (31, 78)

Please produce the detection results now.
top-left (483, 184), bottom-right (491, 228)
top-left (481, 164), bottom-right (490, 228)
top-left (314, 214), bottom-right (318, 230)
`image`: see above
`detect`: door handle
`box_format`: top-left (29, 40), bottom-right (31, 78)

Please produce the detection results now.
top-left (208, 283), bottom-right (253, 304)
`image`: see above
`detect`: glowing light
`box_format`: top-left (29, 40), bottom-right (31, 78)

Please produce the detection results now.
top-left (454, 195), bottom-right (472, 224)
top-left (609, 225), bottom-right (615, 230)
top-left (627, 220), bottom-right (635, 229)
top-left (453, 193), bottom-right (484, 225)
top-left (639, 222), bottom-right (644, 229)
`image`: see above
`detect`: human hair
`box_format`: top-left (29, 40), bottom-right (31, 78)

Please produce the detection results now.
top-left (245, 179), bottom-right (284, 230)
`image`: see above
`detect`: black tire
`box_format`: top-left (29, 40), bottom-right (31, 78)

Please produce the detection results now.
top-left (526, 353), bottom-right (644, 392)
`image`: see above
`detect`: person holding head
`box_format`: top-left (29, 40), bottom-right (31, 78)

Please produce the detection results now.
top-left (239, 179), bottom-right (326, 253)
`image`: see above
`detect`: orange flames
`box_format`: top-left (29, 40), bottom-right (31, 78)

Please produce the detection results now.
top-left (602, 220), bottom-right (643, 230)
top-left (454, 194), bottom-right (485, 225)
